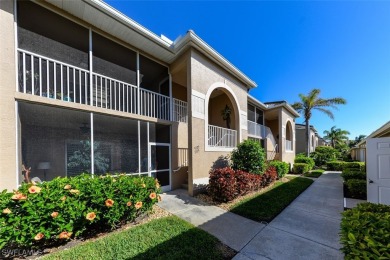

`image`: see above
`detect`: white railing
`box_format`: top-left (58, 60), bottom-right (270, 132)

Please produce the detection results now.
top-left (173, 98), bottom-right (188, 123)
top-left (286, 140), bottom-right (292, 151)
top-left (91, 72), bottom-right (138, 113)
top-left (247, 120), bottom-right (267, 139)
top-left (17, 49), bottom-right (188, 122)
top-left (18, 49), bottom-right (90, 104)
top-left (139, 88), bottom-right (170, 121)
top-left (208, 124), bottom-right (237, 148)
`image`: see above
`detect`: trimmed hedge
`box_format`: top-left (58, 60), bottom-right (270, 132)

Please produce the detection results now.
top-left (292, 163), bottom-right (310, 174)
top-left (345, 179), bottom-right (367, 199)
top-left (0, 174), bottom-right (160, 250)
top-left (341, 203), bottom-right (390, 259)
top-left (341, 171), bottom-right (366, 181)
top-left (294, 156), bottom-right (315, 170)
top-left (269, 161), bottom-right (289, 178)
top-left (208, 166), bottom-right (278, 202)
top-left (326, 160), bottom-right (346, 171)
top-left (231, 139), bottom-right (266, 175)
top-left (344, 162), bottom-right (365, 171)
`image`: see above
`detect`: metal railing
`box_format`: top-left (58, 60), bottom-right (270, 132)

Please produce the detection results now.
top-left (286, 140), bottom-right (292, 151)
top-left (208, 124), bottom-right (237, 148)
top-left (173, 98), bottom-right (188, 123)
top-left (247, 120), bottom-right (267, 139)
top-left (17, 49), bottom-right (187, 122)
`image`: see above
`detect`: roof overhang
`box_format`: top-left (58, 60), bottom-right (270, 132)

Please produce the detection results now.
top-left (266, 103), bottom-right (300, 118)
top-left (247, 95), bottom-right (267, 109)
top-left (44, 0), bottom-right (257, 89)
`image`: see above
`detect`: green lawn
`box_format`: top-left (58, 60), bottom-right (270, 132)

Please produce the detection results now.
top-left (43, 216), bottom-right (230, 260)
top-left (230, 177), bottom-right (313, 222)
top-left (304, 169), bottom-right (325, 178)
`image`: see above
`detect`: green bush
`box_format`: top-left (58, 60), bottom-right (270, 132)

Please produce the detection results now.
top-left (341, 171), bottom-right (366, 181)
top-left (269, 161), bottom-right (289, 178)
top-left (326, 160), bottom-right (346, 171)
top-left (292, 163), bottom-right (310, 174)
top-left (341, 203), bottom-right (390, 259)
top-left (231, 139), bottom-right (266, 175)
top-left (294, 156), bottom-right (315, 170)
top-left (343, 162), bottom-right (365, 171)
top-left (345, 179), bottom-right (367, 199)
top-left (0, 174), bottom-right (160, 250)
top-left (310, 146), bottom-right (339, 166)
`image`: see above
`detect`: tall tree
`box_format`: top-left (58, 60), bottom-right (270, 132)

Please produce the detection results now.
top-left (323, 126), bottom-right (350, 148)
top-left (349, 134), bottom-right (367, 148)
top-left (292, 89), bottom-right (347, 156)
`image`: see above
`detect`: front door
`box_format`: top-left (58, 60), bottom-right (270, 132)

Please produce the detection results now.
top-left (367, 137), bottom-right (390, 205)
top-left (149, 143), bottom-right (171, 192)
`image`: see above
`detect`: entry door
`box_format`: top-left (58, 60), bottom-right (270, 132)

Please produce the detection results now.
top-left (149, 143), bottom-right (171, 192)
top-left (367, 137), bottom-right (390, 205)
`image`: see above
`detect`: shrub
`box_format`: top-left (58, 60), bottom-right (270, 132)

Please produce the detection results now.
top-left (341, 203), bottom-right (390, 259)
top-left (341, 171), bottom-right (366, 181)
top-left (231, 139), bottom-right (266, 175)
top-left (269, 161), bottom-right (289, 178)
top-left (0, 174), bottom-right (160, 250)
top-left (326, 160), bottom-right (346, 171)
top-left (343, 162), bottom-right (365, 171)
top-left (235, 170), bottom-right (262, 195)
top-left (208, 167), bottom-right (237, 202)
top-left (262, 166), bottom-right (278, 186)
top-left (294, 156), bottom-right (315, 170)
top-left (345, 179), bottom-right (367, 199)
top-left (310, 146), bottom-right (339, 166)
top-left (292, 163), bottom-right (310, 174)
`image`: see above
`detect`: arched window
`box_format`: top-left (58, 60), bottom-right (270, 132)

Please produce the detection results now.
top-left (286, 121), bottom-right (293, 151)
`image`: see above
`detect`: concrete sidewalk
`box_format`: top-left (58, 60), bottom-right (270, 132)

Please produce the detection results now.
top-left (159, 172), bottom-right (344, 259)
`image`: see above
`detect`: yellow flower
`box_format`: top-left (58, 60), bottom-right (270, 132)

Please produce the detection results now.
top-left (135, 201), bottom-right (142, 209)
top-left (126, 201), bottom-right (132, 207)
top-left (60, 196), bottom-right (67, 201)
top-left (58, 231), bottom-right (72, 239)
top-left (86, 212), bottom-right (96, 221)
top-left (64, 184), bottom-right (71, 190)
top-left (34, 232), bottom-right (44, 241)
top-left (2, 208), bottom-right (11, 214)
top-left (11, 192), bottom-right (27, 200)
top-left (51, 212), bottom-right (59, 218)
top-left (28, 185), bottom-right (42, 194)
top-left (105, 199), bottom-right (114, 207)
top-left (141, 183), bottom-right (146, 188)
top-left (112, 179), bottom-right (117, 183)
top-left (149, 193), bottom-right (157, 200)
top-left (69, 189), bottom-right (80, 194)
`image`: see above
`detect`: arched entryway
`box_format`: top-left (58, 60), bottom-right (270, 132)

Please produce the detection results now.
top-left (205, 84), bottom-right (240, 149)
top-left (286, 121), bottom-right (293, 151)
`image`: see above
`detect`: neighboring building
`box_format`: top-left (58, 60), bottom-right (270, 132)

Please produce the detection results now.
top-left (295, 124), bottom-right (320, 154)
top-left (0, 0), bottom-right (299, 195)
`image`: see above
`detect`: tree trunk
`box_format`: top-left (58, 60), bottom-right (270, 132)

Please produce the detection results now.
top-left (306, 120), bottom-right (310, 156)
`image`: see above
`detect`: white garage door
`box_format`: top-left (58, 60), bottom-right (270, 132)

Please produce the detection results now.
top-left (367, 137), bottom-right (390, 205)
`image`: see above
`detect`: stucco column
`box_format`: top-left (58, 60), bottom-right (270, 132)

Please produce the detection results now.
top-left (0, 0), bottom-right (18, 190)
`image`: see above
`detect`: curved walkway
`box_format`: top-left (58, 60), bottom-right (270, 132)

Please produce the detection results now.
top-left (159, 172), bottom-right (344, 260)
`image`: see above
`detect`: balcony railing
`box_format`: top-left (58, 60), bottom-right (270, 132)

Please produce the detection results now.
top-left (208, 124), bottom-right (237, 148)
top-left (286, 140), bottom-right (292, 151)
top-left (247, 120), bottom-right (267, 139)
top-left (17, 49), bottom-right (187, 122)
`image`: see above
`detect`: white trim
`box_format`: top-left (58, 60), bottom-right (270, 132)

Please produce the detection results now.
top-left (204, 82), bottom-right (241, 151)
top-left (240, 110), bottom-right (247, 116)
top-left (192, 89), bottom-right (206, 99)
top-left (89, 28), bottom-right (93, 105)
top-left (90, 113), bottom-right (94, 176)
top-left (149, 142), bottom-right (171, 192)
top-left (138, 120), bottom-right (141, 174)
top-left (193, 177), bottom-right (209, 186)
top-left (191, 94), bottom-right (205, 120)
top-left (15, 101), bottom-right (19, 187)
top-left (14, 0), bottom-right (18, 92)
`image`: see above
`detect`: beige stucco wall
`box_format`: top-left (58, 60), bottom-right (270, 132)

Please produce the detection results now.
top-left (187, 49), bottom-right (248, 195)
top-left (295, 126), bottom-right (316, 154)
top-left (279, 108), bottom-right (295, 165)
top-left (0, 0), bottom-right (19, 191)
top-left (209, 94), bottom-right (237, 130)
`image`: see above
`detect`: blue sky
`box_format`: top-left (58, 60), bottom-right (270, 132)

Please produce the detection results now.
top-left (105, 0), bottom-right (390, 139)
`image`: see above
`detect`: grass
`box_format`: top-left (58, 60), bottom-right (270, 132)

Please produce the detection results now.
top-left (230, 177), bottom-right (313, 222)
top-left (43, 216), bottom-right (230, 260)
top-left (304, 169), bottom-right (325, 178)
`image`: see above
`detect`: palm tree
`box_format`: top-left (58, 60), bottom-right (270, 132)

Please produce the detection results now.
top-left (349, 134), bottom-right (367, 148)
top-left (292, 89), bottom-right (347, 156)
top-left (323, 126), bottom-right (350, 148)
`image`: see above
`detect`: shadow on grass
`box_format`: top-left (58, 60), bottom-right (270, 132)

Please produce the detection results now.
top-left (230, 177), bottom-right (314, 223)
